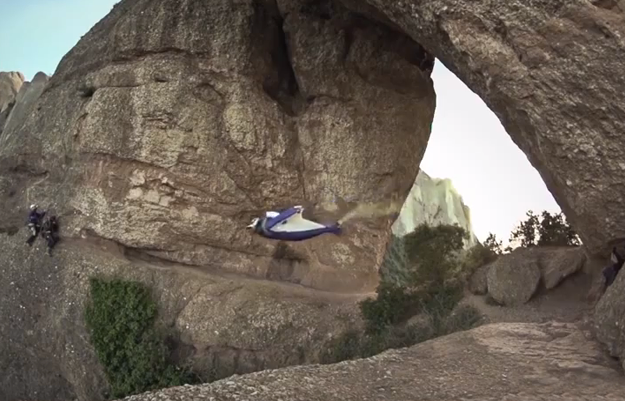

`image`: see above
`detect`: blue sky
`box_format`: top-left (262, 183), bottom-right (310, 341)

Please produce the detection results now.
top-left (0, 0), bottom-right (561, 243)
top-left (0, 0), bottom-right (120, 80)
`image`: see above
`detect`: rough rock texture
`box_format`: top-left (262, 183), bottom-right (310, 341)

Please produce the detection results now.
top-left (0, 1), bottom-right (436, 399)
top-left (0, 71), bottom-right (24, 112)
top-left (487, 253), bottom-right (542, 306)
top-left (1, 72), bottom-right (49, 138)
top-left (0, 0), bottom-right (435, 295)
top-left (119, 322), bottom-right (625, 401)
top-left (359, 0), bottom-right (625, 257)
top-left (0, 71), bottom-right (25, 133)
top-left (468, 264), bottom-right (489, 295)
top-left (392, 169), bottom-right (478, 247)
top-left (0, 234), bottom-right (362, 401)
top-left (541, 246), bottom-right (588, 289)
top-left (594, 265), bottom-right (625, 370)
top-left (477, 246), bottom-right (587, 301)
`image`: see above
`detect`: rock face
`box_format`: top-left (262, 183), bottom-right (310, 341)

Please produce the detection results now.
top-left (482, 246), bottom-right (587, 305)
top-left (1, 72), bottom-right (49, 138)
top-left (594, 266), bottom-right (625, 370)
top-left (360, 0), bottom-right (625, 257)
top-left (0, 71), bottom-right (24, 112)
top-left (0, 234), bottom-right (362, 401)
top-left (392, 169), bottom-right (478, 247)
top-left (0, 71), bottom-right (25, 133)
top-left (0, 0), bottom-right (434, 399)
top-left (0, 0), bottom-right (435, 296)
top-left (119, 322), bottom-right (625, 401)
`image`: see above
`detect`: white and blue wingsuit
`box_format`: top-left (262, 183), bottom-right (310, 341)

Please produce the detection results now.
top-left (246, 205), bottom-right (341, 241)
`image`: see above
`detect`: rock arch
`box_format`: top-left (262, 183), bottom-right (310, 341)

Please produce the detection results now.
top-left (1, 0), bottom-right (624, 297)
top-left (360, 0), bottom-right (625, 257)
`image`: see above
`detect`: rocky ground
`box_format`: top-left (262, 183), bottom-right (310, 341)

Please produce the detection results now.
top-left (119, 322), bottom-right (625, 401)
top-left (2, 0), bottom-right (625, 399)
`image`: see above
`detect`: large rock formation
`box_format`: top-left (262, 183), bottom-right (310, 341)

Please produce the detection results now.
top-left (392, 169), bottom-right (478, 247)
top-left (0, 71), bottom-right (25, 133)
top-left (0, 71), bottom-right (24, 112)
top-left (0, 233), bottom-right (363, 401)
top-left (119, 322), bottom-right (625, 401)
top-left (2, 0), bottom-right (625, 399)
top-left (360, 0), bottom-right (625, 257)
top-left (594, 266), bottom-right (625, 371)
top-left (1, 72), bottom-right (49, 138)
top-left (0, 0), bottom-right (434, 399)
top-left (0, 0), bottom-right (435, 295)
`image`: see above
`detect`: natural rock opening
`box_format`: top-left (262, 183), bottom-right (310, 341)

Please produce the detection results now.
top-left (360, 0), bottom-right (625, 258)
top-left (2, 0), bottom-right (625, 400)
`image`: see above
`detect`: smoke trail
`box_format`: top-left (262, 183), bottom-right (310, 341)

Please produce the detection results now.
top-left (336, 196), bottom-right (404, 225)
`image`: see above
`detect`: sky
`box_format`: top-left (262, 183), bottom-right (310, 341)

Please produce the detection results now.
top-left (0, 0), bottom-right (561, 245)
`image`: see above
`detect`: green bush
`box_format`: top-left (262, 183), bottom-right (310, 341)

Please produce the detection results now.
top-left (378, 234), bottom-right (410, 287)
top-left (361, 224), bottom-right (468, 333)
top-left (459, 241), bottom-right (499, 280)
top-left (321, 302), bottom-right (482, 365)
top-left (321, 223), bottom-right (485, 365)
top-left (84, 278), bottom-right (197, 399)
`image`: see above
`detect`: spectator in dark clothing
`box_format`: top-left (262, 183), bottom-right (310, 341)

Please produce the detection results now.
top-left (40, 215), bottom-right (59, 256)
top-left (603, 247), bottom-right (625, 288)
top-left (26, 204), bottom-right (45, 247)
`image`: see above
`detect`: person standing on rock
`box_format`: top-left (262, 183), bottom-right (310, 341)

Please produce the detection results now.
top-left (603, 247), bottom-right (625, 288)
top-left (40, 215), bottom-right (59, 256)
top-left (25, 204), bottom-right (45, 247)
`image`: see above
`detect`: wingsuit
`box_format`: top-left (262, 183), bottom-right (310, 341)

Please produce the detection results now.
top-left (246, 205), bottom-right (341, 241)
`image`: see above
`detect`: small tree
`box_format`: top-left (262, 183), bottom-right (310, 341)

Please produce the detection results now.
top-left (483, 233), bottom-right (503, 255)
top-left (510, 210), bottom-right (540, 247)
top-left (402, 223), bottom-right (468, 286)
top-left (360, 224), bottom-right (468, 333)
top-left (537, 211), bottom-right (580, 246)
top-left (509, 210), bottom-right (580, 249)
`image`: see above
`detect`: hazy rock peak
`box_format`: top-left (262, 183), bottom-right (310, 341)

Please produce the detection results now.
top-left (393, 169), bottom-right (478, 247)
top-left (0, 71), bottom-right (25, 113)
top-left (0, 71), bottom-right (25, 82)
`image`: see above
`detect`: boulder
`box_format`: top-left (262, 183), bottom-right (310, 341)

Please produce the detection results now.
top-left (479, 246), bottom-right (586, 302)
top-left (357, 0), bottom-right (625, 257)
top-left (541, 246), bottom-right (587, 290)
top-left (118, 322), bottom-right (625, 401)
top-left (487, 251), bottom-right (542, 306)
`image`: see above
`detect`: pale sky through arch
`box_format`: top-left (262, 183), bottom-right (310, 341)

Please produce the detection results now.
top-left (421, 61), bottom-right (561, 244)
top-left (0, 0), bottom-right (562, 244)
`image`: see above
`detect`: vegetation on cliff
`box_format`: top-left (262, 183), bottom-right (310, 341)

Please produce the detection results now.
top-left (84, 278), bottom-right (198, 399)
top-left (321, 223), bottom-right (483, 364)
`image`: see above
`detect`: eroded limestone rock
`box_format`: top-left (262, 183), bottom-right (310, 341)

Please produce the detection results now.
top-left (0, 0), bottom-right (435, 295)
top-left (359, 0), bottom-right (625, 257)
top-left (118, 322), bottom-right (625, 401)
